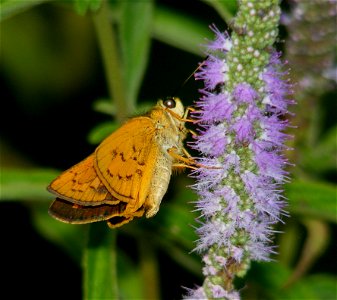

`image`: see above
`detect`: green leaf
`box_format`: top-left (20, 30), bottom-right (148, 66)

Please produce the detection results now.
top-left (74, 0), bottom-right (102, 15)
top-left (202, 0), bottom-right (237, 23)
top-left (87, 121), bottom-right (119, 144)
top-left (0, 0), bottom-right (53, 21)
top-left (302, 125), bottom-right (337, 174)
top-left (92, 98), bottom-right (116, 115)
top-left (153, 6), bottom-right (212, 56)
top-left (93, 0), bottom-right (131, 120)
top-left (246, 263), bottom-right (337, 300)
top-left (104, 3), bottom-right (213, 57)
top-left (0, 168), bottom-right (58, 201)
top-left (119, 0), bottom-right (153, 108)
top-left (285, 180), bottom-right (337, 223)
top-left (280, 274), bottom-right (337, 300)
top-left (282, 220), bottom-right (330, 287)
top-left (83, 223), bottom-right (118, 300)
top-left (278, 221), bottom-right (302, 266)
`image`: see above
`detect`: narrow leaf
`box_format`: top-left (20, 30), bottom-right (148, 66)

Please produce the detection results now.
top-left (202, 0), bottom-right (237, 23)
top-left (0, 0), bottom-right (52, 21)
top-left (285, 180), bottom-right (337, 223)
top-left (153, 7), bottom-right (212, 56)
top-left (0, 168), bottom-right (58, 201)
top-left (83, 223), bottom-right (118, 300)
top-left (302, 125), bottom-right (337, 173)
top-left (87, 121), bottom-right (119, 145)
top-left (74, 0), bottom-right (102, 16)
top-left (283, 220), bottom-right (330, 287)
top-left (280, 274), bottom-right (337, 300)
top-left (93, 0), bottom-right (128, 121)
top-left (92, 98), bottom-right (116, 115)
top-left (119, 0), bottom-right (153, 108)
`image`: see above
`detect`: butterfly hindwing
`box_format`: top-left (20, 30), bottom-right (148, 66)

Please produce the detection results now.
top-left (49, 198), bottom-right (126, 223)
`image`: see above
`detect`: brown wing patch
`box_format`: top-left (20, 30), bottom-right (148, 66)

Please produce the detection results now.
top-left (47, 154), bottom-right (119, 205)
top-left (49, 198), bottom-right (145, 226)
top-left (95, 117), bottom-right (159, 211)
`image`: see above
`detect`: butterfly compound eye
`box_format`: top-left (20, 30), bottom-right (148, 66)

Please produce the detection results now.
top-left (163, 98), bottom-right (176, 109)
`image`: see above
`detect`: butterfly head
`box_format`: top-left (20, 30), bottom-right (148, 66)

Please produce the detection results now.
top-left (159, 97), bottom-right (185, 120)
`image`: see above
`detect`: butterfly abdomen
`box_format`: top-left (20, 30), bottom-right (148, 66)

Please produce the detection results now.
top-left (144, 151), bottom-right (172, 218)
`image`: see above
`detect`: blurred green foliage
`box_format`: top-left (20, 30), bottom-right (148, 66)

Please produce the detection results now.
top-left (0, 0), bottom-right (336, 299)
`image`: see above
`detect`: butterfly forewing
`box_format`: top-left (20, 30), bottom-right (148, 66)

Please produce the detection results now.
top-left (95, 117), bottom-right (159, 213)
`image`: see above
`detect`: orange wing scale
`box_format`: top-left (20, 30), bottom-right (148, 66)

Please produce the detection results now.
top-left (95, 117), bottom-right (159, 212)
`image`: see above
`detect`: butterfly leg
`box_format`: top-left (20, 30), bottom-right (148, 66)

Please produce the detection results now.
top-left (183, 106), bottom-right (196, 119)
top-left (182, 146), bottom-right (194, 158)
top-left (172, 162), bottom-right (198, 170)
top-left (187, 128), bottom-right (198, 136)
top-left (168, 147), bottom-right (222, 170)
top-left (167, 147), bottom-right (199, 169)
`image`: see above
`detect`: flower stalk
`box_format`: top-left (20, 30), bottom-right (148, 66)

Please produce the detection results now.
top-left (186, 1), bottom-right (293, 299)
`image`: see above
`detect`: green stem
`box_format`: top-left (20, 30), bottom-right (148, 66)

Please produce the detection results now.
top-left (83, 223), bottom-right (118, 300)
top-left (92, 0), bottom-right (129, 122)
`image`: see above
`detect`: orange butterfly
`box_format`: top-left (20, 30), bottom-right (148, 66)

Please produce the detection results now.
top-left (48, 97), bottom-right (196, 228)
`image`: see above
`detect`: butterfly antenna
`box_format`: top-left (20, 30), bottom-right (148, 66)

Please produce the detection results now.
top-left (170, 57), bottom-right (208, 97)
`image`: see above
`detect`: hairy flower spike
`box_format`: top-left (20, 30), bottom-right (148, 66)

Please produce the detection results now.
top-left (195, 55), bottom-right (229, 90)
top-left (185, 1), bottom-right (293, 299)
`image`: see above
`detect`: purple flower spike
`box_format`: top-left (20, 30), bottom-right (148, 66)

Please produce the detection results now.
top-left (195, 55), bottom-right (228, 90)
top-left (194, 92), bottom-right (234, 123)
top-left (233, 83), bottom-right (259, 104)
top-left (185, 3), bottom-right (293, 298)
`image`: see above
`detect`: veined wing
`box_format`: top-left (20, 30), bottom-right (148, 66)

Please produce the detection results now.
top-left (94, 117), bottom-right (160, 212)
top-left (48, 197), bottom-right (145, 227)
top-left (47, 154), bottom-right (119, 205)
